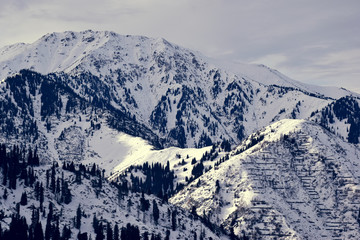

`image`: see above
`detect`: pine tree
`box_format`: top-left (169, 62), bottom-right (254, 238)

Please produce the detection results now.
top-left (45, 220), bottom-right (52, 240)
top-left (61, 225), bottom-right (72, 240)
top-left (50, 164), bottom-right (56, 192)
top-left (45, 203), bottom-right (54, 240)
top-left (20, 191), bottom-right (28, 205)
top-left (28, 148), bottom-right (33, 165)
top-left (165, 230), bottom-right (170, 240)
top-left (152, 200), bottom-right (159, 225)
top-left (3, 188), bottom-right (8, 200)
top-left (61, 181), bottom-right (72, 204)
top-left (77, 232), bottom-right (88, 240)
top-left (75, 204), bottom-right (82, 229)
top-left (106, 222), bottom-right (113, 240)
top-left (53, 220), bottom-right (60, 240)
top-left (171, 209), bottom-right (177, 231)
top-left (95, 223), bottom-right (104, 240)
top-left (92, 214), bottom-right (98, 232)
top-left (39, 183), bottom-right (44, 209)
top-left (121, 224), bottom-right (140, 240)
top-left (140, 192), bottom-right (150, 212)
top-left (46, 170), bottom-right (50, 188)
top-left (75, 170), bottom-right (82, 184)
top-left (31, 208), bottom-right (40, 232)
top-left (113, 224), bottom-right (119, 240)
top-left (34, 222), bottom-right (44, 240)
top-left (8, 214), bottom-right (28, 240)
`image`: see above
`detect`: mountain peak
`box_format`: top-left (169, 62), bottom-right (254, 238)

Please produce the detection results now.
top-left (0, 30), bottom-right (359, 149)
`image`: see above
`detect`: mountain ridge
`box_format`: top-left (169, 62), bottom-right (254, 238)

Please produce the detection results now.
top-left (1, 30), bottom-right (359, 148)
top-left (0, 30), bottom-right (360, 239)
top-left (169, 119), bottom-right (360, 239)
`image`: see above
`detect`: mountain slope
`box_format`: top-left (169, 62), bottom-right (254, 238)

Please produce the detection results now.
top-left (169, 119), bottom-right (360, 239)
top-left (1, 30), bottom-right (360, 239)
top-left (0, 143), bottom-right (228, 240)
top-left (310, 95), bottom-right (360, 144)
top-left (0, 70), bottom-right (164, 164)
top-left (0, 30), bottom-right (358, 148)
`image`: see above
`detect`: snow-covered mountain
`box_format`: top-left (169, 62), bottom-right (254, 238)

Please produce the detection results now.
top-left (1, 30), bottom-right (360, 239)
top-left (1, 30), bottom-right (358, 149)
top-left (168, 119), bottom-right (360, 239)
top-left (102, 119), bottom-right (360, 239)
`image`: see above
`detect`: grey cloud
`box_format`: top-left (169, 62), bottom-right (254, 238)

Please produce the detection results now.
top-left (0, 0), bottom-right (359, 92)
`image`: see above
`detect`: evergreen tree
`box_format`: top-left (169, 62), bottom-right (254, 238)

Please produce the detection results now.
top-left (31, 208), bottom-right (40, 232)
top-left (171, 209), bottom-right (177, 231)
top-left (29, 227), bottom-right (34, 240)
top-left (75, 170), bottom-right (82, 184)
top-left (127, 198), bottom-right (133, 212)
top-left (39, 183), bottom-right (44, 209)
top-left (106, 222), bottom-right (113, 240)
top-left (51, 164), bottom-right (56, 192)
top-left (3, 188), bottom-right (8, 200)
top-left (92, 214), bottom-right (98, 232)
top-left (120, 224), bottom-right (140, 240)
top-left (20, 191), bottom-right (27, 205)
top-left (61, 181), bottom-right (72, 204)
top-left (34, 222), bottom-right (44, 240)
top-left (113, 224), bottom-right (119, 240)
top-left (45, 203), bottom-right (54, 240)
top-left (61, 225), bottom-right (72, 240)
top-left (46, 170), bottom-right (50, 188)
top-left (165, 230), bottom-right (170, 240)
top-left (76, 204), bottom-right (82, 229)
top-left (45, 219), bottom-right (52, 240)
top-left (140, 192), bottom-right (150, 212)
top-left (151, 233), bottom-right (162, 240)
top-left (8, 214), bottom-right (28, 240)
top-left (77, 232), bottom-right (88, 240)
top-left (95, 223), bottom-right (104, 240)
top-left (152, 200), bottom-right (159, 225)
top-left (53, 220), bottom-right (60, 240)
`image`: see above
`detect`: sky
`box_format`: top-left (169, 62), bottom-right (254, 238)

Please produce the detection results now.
top-left (1, 0), bottom-right (360, 93)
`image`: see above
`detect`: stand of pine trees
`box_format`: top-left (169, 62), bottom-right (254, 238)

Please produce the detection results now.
top-left (0, 143), bottom-right (246, 240)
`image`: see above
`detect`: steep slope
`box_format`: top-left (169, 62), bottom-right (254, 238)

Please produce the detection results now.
top-left (0, 70), bottom-right (162, 163)
top-left (170, 119), bottom-right (360, 239)
top-left (310, 95), bottom-right (360, 144)
top-left (0, 30), bottom-right (358, 148)
top-left (0, 144), bottom-right (228, 240)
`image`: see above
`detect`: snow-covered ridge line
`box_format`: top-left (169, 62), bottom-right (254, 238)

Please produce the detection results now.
top-left (1, 30), bottom-right (359, 148)
top-left (0, 30), bottom-right (357, 99)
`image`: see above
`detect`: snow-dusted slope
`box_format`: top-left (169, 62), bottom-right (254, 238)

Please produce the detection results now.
top-left (0, 30), bottom-right (358, 148)
top-left (310, 96), bottom-right (360, 144)
top-left (1, 30), bottom-right (360, 239)
top-left (170, 119), bottom-right (360, 239)
top-left (0, 158), bottom-right (228, 240)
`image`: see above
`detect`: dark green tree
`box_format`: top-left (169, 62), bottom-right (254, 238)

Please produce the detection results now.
top-left (152, 200), bottom-right (159, 225)
top-left (171, 209), bottom-right (177, 231)
top-left (75, 204), bottom-right (82, 229)
top-left (113, 224), bottom-right (119, 240)
top-left (34, 222), bottom-right (44, 240)
top-left (106, 222), bottom-right (113, 240)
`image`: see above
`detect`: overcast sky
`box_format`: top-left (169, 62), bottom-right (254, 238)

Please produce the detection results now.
top-left (1, 0), bottom-right (360, 93)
